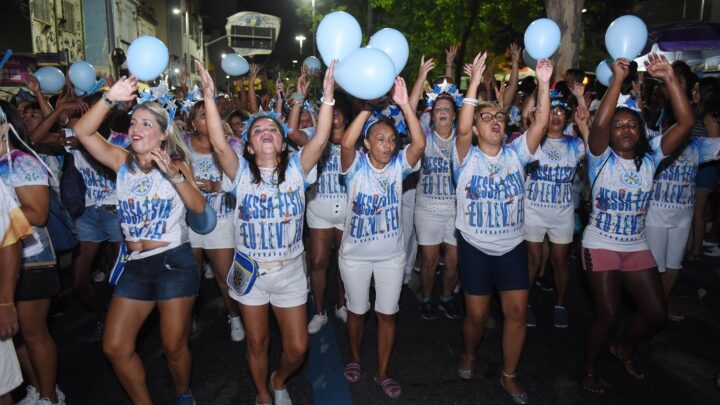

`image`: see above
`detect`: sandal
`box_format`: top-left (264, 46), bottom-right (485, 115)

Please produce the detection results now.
top-left (344, 362), bottom-right (362, 383)
top-left (580, 369), bottom-right (606, 395)
top-left (374, 376), bottom-right (402, 399)
top-left (609, 344), bottom-right (645, 380)
top-left (500, 371), bottom-right (529, 405)
top-left (457, 355), bottom-right (475, 380)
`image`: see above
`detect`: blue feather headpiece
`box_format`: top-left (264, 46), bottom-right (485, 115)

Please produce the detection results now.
top-left (617, 93), bottom-right (641, 113)
top-left (241, 110), bottom-right (290, 140)
top-left (180, 85), bottom-right (203, 114)
top-left (362, 105), bottom-right (408, 138)
top-left (550, 89), bottom-right (571, 111)
top-left (132, 83), bottom-right (177, 130)
top-left (425, 79), bottom-right (463, 108)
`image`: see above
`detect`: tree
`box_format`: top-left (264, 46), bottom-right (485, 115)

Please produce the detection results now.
top-left (545, 0), bottom-right (585, 79)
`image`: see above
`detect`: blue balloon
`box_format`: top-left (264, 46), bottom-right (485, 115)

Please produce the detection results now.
top-left (368, 28), bottom-right (409, 75)
top-left (221, 54), bottom-right (249, 76)
top-left (595, 59), bottom-right (614, 87)
top-left (187, 205), bottom-right (217, 235)
top-left (316, 11), bottom-right (362, 67)
top-left (522, 49), bottom-right (537, 70)
top-left (127, 36), bottom-right (169, 81)
top-left (334, 47), bottom-right (396, 100)
top-left (69, 61), bottom-right (96, 92)
top-left (524, 18), bottom-right (562, 60)
top-left (34, 66), bottom-right (65, 93)
top-left (303, 56), bottom-right (321, 74)
top-left (605, 15), bottom-right (648, 60)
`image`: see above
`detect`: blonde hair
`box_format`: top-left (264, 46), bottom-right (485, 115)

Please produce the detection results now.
top-left (126, 102), bottom-right (192, 171)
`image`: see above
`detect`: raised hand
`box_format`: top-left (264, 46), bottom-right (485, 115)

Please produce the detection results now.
top-left (194, 59), bottom-right (215, 97)
top-left (391, 76), bottom-right (409, 107)
top-left (573, 104), bottom-right (590, 127)
top-left (248, 64), bottom-right (259, 81)
top-left (60, 100), bottom-right (89, 115)
top-left (535, 59), bottom-right (554, 84)
top-left (276, 77), bottom-right (285, 98)
top-left (463, 63), bottom-right (473, 77)
top-left (469, 51), bottom-right (488, 84)
top-left (179, 67), bottom-right (189, 87)
top-left (24, 72), bottom-right (41, 93)
top-left (322, 60), bottom-right (336, 99)
top-left (610, 58), bottom-right (631, 83)
top-left (297, 71), bottom-right (309, 96)
top-left (509, 43), bottom-right (521, 64)
top-left (645, 53), bottom-right (673, 82)
top-left (495, 83), bottom-right (507, 109)
top-left (150, 147), bottom-right (180, 178)
top-left (569, 81), bottom-right (586, 100)
top-left (446, 44), bottom-right (458, 65)
top-left (104, 76), bottom-right (138, 103)
top-left (418, 55), bottom-right (436, 78)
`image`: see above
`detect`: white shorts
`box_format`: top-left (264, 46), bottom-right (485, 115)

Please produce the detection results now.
top-left (415, 207), bottom-right (457, 246)
top-left (232, 255), bottom-right (308, 308)
top-left (524, 223), bottom-right (573, 244)
top-left (306, 198), bottom-right (346, 230)
top-left (0, 340), bottom-right (22, 395)
top-left (189, 217), bottom-right (235, 249)
top-left (339, 254), bottom-right (405, 315)
top-left (646, 225), bottom-right (690, 273)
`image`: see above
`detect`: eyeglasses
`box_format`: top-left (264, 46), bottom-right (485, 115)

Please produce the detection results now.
top-left (478, 112), bottom-right (506, 122)
top-left (611, 120), bottom-right (640, 129)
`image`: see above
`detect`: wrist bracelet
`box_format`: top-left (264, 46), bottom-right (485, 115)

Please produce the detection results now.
top-left (0, 302), bottom-right (15, 308)
top-left (320, 96), bottom-right (335, 106)
top-left (291, 92), bottom-right (305, 101)
top-left (462, 98), bottom-right (478, 106)
top-left (102, 92), bottom-right (117, 108)
top-left (169, 171), bottom-right (186, 185)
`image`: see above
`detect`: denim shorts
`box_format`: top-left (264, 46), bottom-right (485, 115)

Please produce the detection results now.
top-left (75, 205), bottom-right (123, 243)
top-left (113, 243), bottom-right (199, 301)
top-left (695, 163), bottom-right (719, 193)
top-left (458, 235), bottom-right (529, 296)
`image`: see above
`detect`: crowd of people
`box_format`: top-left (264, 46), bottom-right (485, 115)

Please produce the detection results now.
top-left (0, 39), bottom-right (719, 405)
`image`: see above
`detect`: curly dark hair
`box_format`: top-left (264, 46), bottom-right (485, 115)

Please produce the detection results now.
top-left (242, 116), bottom-right (290, 185)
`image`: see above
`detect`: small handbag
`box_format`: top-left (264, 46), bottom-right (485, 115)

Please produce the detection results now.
top-left (108, 243), bottom-right (129, 286)
top-left (226, 250), bottom-right (260, 297)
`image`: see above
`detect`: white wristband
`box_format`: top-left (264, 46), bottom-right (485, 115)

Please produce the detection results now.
top-left (462, 98), bottom-right (478, 106)
top-left (320, 96), bottom-right (335, 106)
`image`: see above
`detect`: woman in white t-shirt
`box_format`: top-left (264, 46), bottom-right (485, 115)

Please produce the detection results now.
top-left (286, 72), bottom-right (349, 334)
top-left (580, 54), bottom-right (694, 395)
top-left (73, 77), bottom-right (206, 404)
top-left (524, 91), bottom-right (585, 329)
top-left (454, 54), bottom-right (553, 405)
top-left (338, 77), bottom-right (425, 399)
top-left (204, 61), bottom-right (336, 405)
top-left (184, 100), bottom-right (246, 342)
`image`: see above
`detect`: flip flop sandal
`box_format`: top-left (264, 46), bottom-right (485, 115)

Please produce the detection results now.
top-left (344, 362), bottom-right (362, 383)
top-left (580, 369), bottom-right (606, 395)
top-left (374, 377), bottom-right (402, 399)
top-left (609, 344), bottom-right (645, 380)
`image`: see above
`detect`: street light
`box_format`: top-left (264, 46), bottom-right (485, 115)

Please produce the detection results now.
top-left (295, 35), bottom-right (306, 55)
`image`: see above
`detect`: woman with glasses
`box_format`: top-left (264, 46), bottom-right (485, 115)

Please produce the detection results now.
top-left (580, 54), bottom-right (694, 395)
top-left (453, 53), bottom-right (553, 405)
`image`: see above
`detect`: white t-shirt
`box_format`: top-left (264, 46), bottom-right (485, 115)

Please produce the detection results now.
top-left (340, 146), bottom-right (419, 260)
top-left (224, 151), bottom-right (316, 261)
top-left (524, 136), bottom-right (585, 229)
top-left (453, 134), bottom-right (536, 256)
top-left (72, 131), bottom-right (130, 207)
top-left (116, 162), bottom-right (188, 243)
top-left (582, 137), bottom-right (666, 251)
top-left (647, 136), bottom-right (720, 228)
top-left (415, 125), bottom-right (456, 212)
top-left (307, 143), bottom-right (347, 207)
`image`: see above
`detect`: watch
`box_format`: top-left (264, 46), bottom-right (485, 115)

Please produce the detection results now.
top-left (169, 171), bottom-right (186, 185)
top-left (102, 92), bottom-right (117, 108)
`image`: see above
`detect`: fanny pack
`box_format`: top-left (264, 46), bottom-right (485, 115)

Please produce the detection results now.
top-left (109, 244), bottom-right (129, 286)
top-left (226, 250), bottom-right (260, 297)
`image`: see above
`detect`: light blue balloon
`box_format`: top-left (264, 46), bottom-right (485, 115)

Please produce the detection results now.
top-left (316, 11), bottom-right (362, 67)
top-left (69, 61), bottom-right (96, 92)
top-left (187, 205), bottom-right (217, 235)
top-left (524, 18), bottom-right (561, 60)
top-left (303, 56), bottom-right (321, 74)
top-left (368, 28), bottom-right (409, 75)
top-left (605, 15), bottom-right (648, 60)
top-left (127, 36), bottom-right (169, 81)
top-left (74, 88), bottom-right (85, 96)
top-left (522, 49), bottom-right (537, 70)
top-left (595, 59), bottom-right (614, 87)
top-left (334, 47), bottom-right (395, 100)
top-left (221, 54), bottom-right (249, 76)
top-left (34, 66), bottom-right (65, 93)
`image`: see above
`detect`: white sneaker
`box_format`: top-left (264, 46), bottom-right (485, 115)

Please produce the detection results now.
top-left (702, 239), bottom-right (718, 247)
top-left (17, 385), bottom-right (39, 405)
top-left (334, 305), bottom-right (348, 323)
top-left (270, 372), bottom-right (292, 405)
top-left (56, 386), bottom-right (66, 403)
top-left (307, 313), bottom-right (328, 334)
top-left (93, 271), bottom-right (106, 283)
top-left (229, 315), bottom-right (245, 341)
top-left (203, 263), bottom-right (214, 279)
top-left (37, 397), bottom-right (66, 405)
top-left (704, 246), bottom-right (720, 257)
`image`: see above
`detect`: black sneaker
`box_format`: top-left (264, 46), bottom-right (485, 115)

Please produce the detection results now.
top-left (420, 300), bottom-right (437, 320)
top-left (439, 297), bottom-right (461, 319)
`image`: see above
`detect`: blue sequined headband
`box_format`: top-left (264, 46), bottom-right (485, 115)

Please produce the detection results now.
top-left (550, 89), bottom-right (571, 111)
top-left (362, 105), bottom-right (408, 138)
top-left (425, 79), bottom-right (463, 108)
top-left (241, 110), bottom-right (290, 140)
top-left (131, 83), bottom-right (177, 130)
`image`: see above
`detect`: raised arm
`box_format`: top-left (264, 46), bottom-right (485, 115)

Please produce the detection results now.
top-left (341, 109), bottom-right (371, 172)
top-left (31, 100), bottom-right (87, 143)
top-left (502, 43), bottom-right (521, 109)
top-left (393, 77), bottom-right (426, 166)
top-left (588, 58), bottom-right (630, 155)
top-left (73, 77), bottom-right (137, 172)
top-left (444, 44), bottom-right (458, 79)
top-left (573, 105), bottom-right (591, 144)
top-left (287, 69), bottom-right (310, 147)
top-left (247, 64), bottom-right (259, 114)
top-left (409, 56), bottom-right (436, 112)
top-left (195, 60), bottom-right (240, 182)
top-left (300, 61), bottom-right (336, 174)
top-left (274, 75), bottom-right (285, 116)
top-left (457, 52), bottom-right (487, 161)
top-left (645, 53), bottom-right (694, 155)
top-left (24, 73), bottom-right (53, 118)
top-left (525, 59), bottom-right (553, 154)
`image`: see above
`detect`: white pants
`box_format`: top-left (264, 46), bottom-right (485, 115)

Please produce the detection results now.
top-left (646, 225), bottom-right (691, 273)
top-left (339, 254), bottom-right (405, 315)
top-left (402, 189), bottom-right (417, 283)
top-left (0, 340), bottom-right (21, 395)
